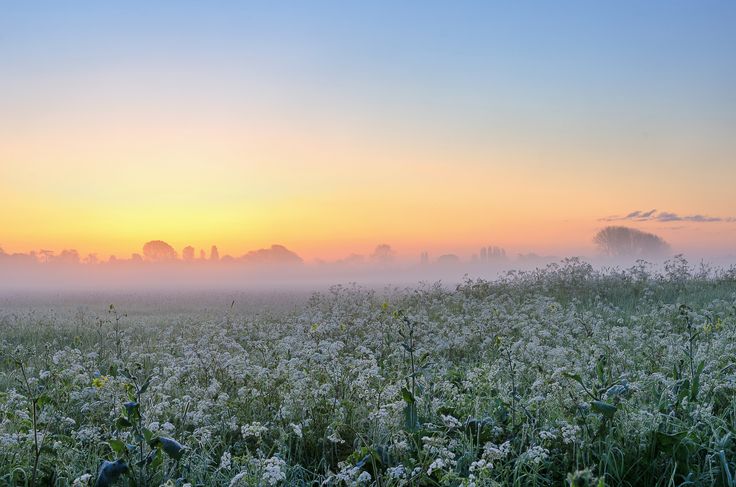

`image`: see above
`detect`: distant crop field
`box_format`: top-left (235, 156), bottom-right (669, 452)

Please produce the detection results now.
top-left (2, 258), bottom-right (736, 486)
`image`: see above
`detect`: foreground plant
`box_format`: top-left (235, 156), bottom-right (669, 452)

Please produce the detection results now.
top-left (98, 364), bottom-right (186, 486)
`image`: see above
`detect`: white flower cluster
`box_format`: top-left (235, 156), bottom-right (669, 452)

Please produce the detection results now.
top-left (261, 456), bottom-right (287, 486)
top-left (561, 423), bottom-right (581, 445)
top-left (440, 414), bottom-right (462, 429)
top-left (72, 473), bottom-right (92, 486)
top-left (483, 441), bottom-right (511, 461)
top-left (219, 451), bottom-right (232, 470)
top-left (241, 421), bottom-right (268, 439)
top-left (521, 445), bottom-right (550, 465)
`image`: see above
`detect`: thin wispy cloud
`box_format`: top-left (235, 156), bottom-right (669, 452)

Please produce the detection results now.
top-left (602, 210), bottom-right (736, 223)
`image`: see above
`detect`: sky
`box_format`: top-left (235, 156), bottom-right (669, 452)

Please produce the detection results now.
top-left (2, 1), bottom-right (735, 261)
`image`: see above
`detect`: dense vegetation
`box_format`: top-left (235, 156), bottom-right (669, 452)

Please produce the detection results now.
top-left (2, 257), bottom-right (736, 486)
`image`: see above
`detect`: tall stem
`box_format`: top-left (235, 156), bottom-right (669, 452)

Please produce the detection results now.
top-left (18, 361), bottom-right (39, 487)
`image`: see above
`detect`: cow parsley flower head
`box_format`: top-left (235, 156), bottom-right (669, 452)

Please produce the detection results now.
top-left (262, 456), bottom-right (287, 485)
top-left (219, 451), bottom-right (232, 470)
top-left (427, 457), bottom-right (446, 476)
top-left (72, 473), bottom-right (92, 486)
top-left (290, 422), bottom-right (303, 438)
top-left (521, 445), bottom-right (549, 465)
top-left (241, 421), bottom-right (268, 439)
top-left (441, 414), bottom-right (461, 429)
top-left (228, 472), bottom-right (248, 487)
top-left (327, 429), bottom-right (345, 444)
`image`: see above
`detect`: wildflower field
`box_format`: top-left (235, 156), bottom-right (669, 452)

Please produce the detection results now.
top-left (2, 258), bottom-right (736, 486)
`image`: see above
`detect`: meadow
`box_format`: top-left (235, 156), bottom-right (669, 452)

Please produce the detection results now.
top-left (2, 257), bottom-right (736, 486)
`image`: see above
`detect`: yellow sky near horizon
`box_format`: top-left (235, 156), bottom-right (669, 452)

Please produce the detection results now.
top-left (2, 113), bottom-right (735, 260)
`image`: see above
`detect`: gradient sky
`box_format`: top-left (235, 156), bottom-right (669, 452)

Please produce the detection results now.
top-left (2, 1), bottom-right (735, 260)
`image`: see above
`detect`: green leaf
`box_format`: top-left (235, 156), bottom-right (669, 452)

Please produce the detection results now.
top-left (655, 431), bottom-right (686, 449)
top-left (36, 394), bottom-right (53, 410)
top-left (403, 403), bottom-right (418, 432)
top-left (150, 436), bottom-right (186, 460)
top-left (107, 439), bottom-right (126, 455)
top-left (563, 373), bottom-right (585, 388)
top-left (95, 459), bottom-right (128, 487)
top-left (591, 400), bottom-right (617, 419)
top-left (676, 379), bottom-right (690, 403)
top-left (401, 387), bottom-right (415, 404)
top-left (606, 383), bottom-right (629, 397)
top-left (690, 360), bottom-right (706, 401)
top-left (149, 448), bottom-right (163, 470)
top-left (719, 450), bottom-right (734, 487)
top-left (139, 377), bottom-right (152, 395)
top-left (115, 417), bottom-right (132, 429)
top-left (123, 401), bottom-right (139, 420)
top-left (142, 427), bottom-right (154, 442)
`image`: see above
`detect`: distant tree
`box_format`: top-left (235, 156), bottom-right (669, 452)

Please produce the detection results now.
top-left (437, 254), bottom-right (460, 264)
top-left (199, 249), bottom-right (206, 260)
top-left (85, 253), bottom-right (99, 264)
top-left (240, 244), bottom-right (302, 265)
top-left (39, 249), bottom-right (54, 264)
top-left (488, 246), bottom-right (507, 260)
top-left (142, 240), bottom-right (178, 262)
top-left (594, 226), bottom-right (670, 258)
top-left (337, 253), bottom-right (365, 266)
top-left (370, 244), bottom-right (395, 264)
top-left (53, 249), bottom-right (80, 264)
top-left (210, 245), bottom-right (220, 261)
top-left (182, 246), bottom-right (195, 262)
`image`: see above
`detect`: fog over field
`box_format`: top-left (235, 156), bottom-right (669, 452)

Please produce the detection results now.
top-left (2, 227), bottom-right (735, 293)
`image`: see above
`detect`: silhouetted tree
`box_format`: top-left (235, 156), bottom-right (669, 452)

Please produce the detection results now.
top-left (52, 249), bottom-right (80, 264)
top-left (39, 249), bottom-right (54, 264)
top-left (370, 244), bottom-right (395, 264)
top-left (240, 244), bottom-right (302, 265)
top-left (437, 254), bottom-right (460, 264)
top-left (142, 240), bottom-right (178, 262)
top-left (594, 226), bottom-right (670, 258)
top-left (182, 246), bottom-right (195, 262)
top-left (210, 245), bottom-right (220, 261)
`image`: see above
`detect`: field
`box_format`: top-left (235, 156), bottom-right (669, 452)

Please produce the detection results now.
top-left (2, 258), bottom-right (736, 486)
